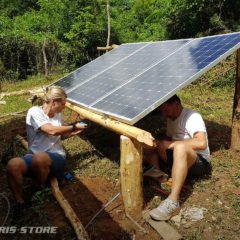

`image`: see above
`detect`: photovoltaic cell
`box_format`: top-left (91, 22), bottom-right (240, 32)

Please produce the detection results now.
top-left (53, 32), bottom-right (240, 124)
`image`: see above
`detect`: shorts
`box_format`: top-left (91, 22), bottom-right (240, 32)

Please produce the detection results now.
top-left (166, 149), bottom-right (211, 177)
top-left (21, 152), bottom-right (66, 178)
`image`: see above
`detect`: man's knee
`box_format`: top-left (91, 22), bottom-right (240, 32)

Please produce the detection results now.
top-left (7, 158), bottom-right (26, 175)
top-left (32, 152), bottom-right (51, 169)
top-left (172, 143), bottom-right (197, 166)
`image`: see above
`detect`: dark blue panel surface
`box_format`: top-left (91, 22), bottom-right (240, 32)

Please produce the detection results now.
top-left (91, 32), bottom-right (240, 123)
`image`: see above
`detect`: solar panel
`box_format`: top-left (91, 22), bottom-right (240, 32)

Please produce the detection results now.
top-left (66, 39), bottom-right (190, 106)
top-left (53, 32), bottom-right (240, 125)
top-left (53, 42), bottom-right (148, 91)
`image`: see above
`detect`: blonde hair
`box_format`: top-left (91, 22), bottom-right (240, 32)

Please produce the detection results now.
top-left (43, 86), bottom-right (67, 103)
top-left (31, 86), bottom-right (67, 105)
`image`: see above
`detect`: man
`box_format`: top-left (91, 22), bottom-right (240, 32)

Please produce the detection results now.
top-left (7, 86), bottom-right (88, 215)
top-left (149, 94), bottom-right (210, 221)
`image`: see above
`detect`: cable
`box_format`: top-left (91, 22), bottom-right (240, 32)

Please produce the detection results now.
top-left (0, 192), bottom-right (11, 226)
top-left (85, 192), bottom-right (120, 229)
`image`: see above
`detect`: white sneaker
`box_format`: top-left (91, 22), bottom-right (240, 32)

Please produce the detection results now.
top-left (150, 198), bottom-right (180, 221)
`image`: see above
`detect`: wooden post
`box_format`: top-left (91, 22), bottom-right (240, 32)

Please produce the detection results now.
top-left (231, 49), bottom-right (240, 150)
top-left (120, 135), bottom-right (143, 220)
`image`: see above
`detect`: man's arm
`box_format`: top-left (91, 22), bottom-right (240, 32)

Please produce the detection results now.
top-left (168, 132), bottom-right (207, 151)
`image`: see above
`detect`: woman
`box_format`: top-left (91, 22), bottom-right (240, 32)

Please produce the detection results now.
top-left (7, 86), bottom-right (88, 215)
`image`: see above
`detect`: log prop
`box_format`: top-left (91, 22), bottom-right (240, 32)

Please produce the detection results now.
top-left (50, 178), bottom-right (89, 240)
top-left (15, 135), bottom-right (89, 240)
top-left (66, 102), bottom-right (155, 147)
top-left (35, 92), bottom-right (155, 147)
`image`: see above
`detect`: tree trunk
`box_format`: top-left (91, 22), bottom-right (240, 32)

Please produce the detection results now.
top-left (106, 0), bottom-right (111, 47)
top-left (231, 49), bottom-right (240, 150)
top-left (42, 39), bottom-right (48, 77)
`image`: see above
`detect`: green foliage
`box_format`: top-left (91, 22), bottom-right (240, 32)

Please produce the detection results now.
top-left (0, 0), bottom-right (239, 81)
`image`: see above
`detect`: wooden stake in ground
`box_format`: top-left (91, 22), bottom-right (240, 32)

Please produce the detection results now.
top-left (231, 49), bottom-right (240, 150)
top-left (120, 135), bottom-right (143, 220)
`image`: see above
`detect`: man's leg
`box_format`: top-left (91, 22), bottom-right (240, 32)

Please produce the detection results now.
top-left (168, 142), bottom-right (197, 202)
top-left (32, 152), bottom-right (51, 186)
top-left (7, 157), bottom-right (27, 203)
top-left (150, 142), bottom-right (197, 220)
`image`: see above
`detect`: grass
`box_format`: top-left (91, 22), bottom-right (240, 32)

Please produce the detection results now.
top-left (0, 73), bottom-right (63, 92)
top-left (0, 74), bottom-right (64, 115)
top-left (0, 96), bottom-right (30, 114)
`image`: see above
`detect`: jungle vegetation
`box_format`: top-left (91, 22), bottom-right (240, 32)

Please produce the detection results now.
top-left (0, 0), bottom-right (239, 81)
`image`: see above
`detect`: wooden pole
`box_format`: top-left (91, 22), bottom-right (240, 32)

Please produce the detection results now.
top-left (35, 92), bottom-right (154, 147)
top-left (66, 102), bottom-right (155, 147)
top-left (231, 49), bottom-right (240, 150)
top-left (50, 178), bottom-right (89, 240)
top-left (120, 135), bottom-right (143, 220)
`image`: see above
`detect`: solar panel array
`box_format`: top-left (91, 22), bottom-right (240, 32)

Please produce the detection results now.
top-left (53, 32), bottom-right (240, 124)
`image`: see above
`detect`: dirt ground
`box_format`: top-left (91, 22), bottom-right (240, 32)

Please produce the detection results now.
top-left (0, 110), bottom-right (240, 240)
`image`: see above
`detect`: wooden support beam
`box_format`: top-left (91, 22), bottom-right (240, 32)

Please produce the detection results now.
top-left (51, 178), bottom-right (89, 240)
top-left (66, 102), bottom-right (155, 147)
top-left (231, 49), bottom-right (240, 150)
top-left (15, 135), bottom-right (89, 240)
top-left (120, 135), bottom-right (143, 220)
top-left (97, 44), bottom-right (119, 51)
top-left (15, 135), bottom-right (28, 149)
top-left (35, 88), bottom-right (155, 147)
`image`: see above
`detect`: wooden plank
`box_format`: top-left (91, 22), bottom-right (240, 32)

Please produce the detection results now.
top-left (120, 135), bottom-right (143, 220)
top-left (143, 210), bottom-right (182, 240)
top-left (148, 219), bottom-right (182, 240)
top-left (231, 49), bottom-right (240, 150)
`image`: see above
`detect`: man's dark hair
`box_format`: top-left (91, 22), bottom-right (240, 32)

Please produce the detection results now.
top-left (165, 94), bottom-right (181, 104)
